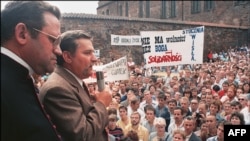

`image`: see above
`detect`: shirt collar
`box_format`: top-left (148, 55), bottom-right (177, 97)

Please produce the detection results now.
top-left (1, 47), bottom-right (34, 76)
top-left (64, 68), bottom-right (83, 87)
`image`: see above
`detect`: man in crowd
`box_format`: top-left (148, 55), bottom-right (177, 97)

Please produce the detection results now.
top-left (124, 111), bottom-right (149, 141)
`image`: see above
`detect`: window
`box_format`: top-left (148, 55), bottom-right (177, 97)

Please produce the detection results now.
top-left (102, 11), bottom-right (105, 15)
top-left (191, 1), bottom-right (201, 14)
top-left (234, 0), bottom-right (247, 6)
top-left (119, 5), bottom-right (123, 16)
top-left (161, 0), bottom-right (167, 19)
top-left (204, 0), bottom-right (215, 11)
top-left (139, 1), bottom-right (143, 18)
top-left (125, 2), bottom-right (129, 17)
top-left (170, 0), bottom-right (176, 17)
top-left (146, 1), bottom-right (150, 18)
top-left (106, 9), bottom-right (109, 15)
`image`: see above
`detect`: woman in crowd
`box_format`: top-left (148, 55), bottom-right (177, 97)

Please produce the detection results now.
top-left (148, 117), bottom-right (170, 141)
top-left (173, 129), bottom-right (186, 141)
top-left (242, 82), bottom-right (250, 94)
top-left (230, 112), bottom-right (245, 125)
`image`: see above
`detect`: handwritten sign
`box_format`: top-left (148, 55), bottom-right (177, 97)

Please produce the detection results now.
top-left (83, 56), bottom-right (129, 83)
top-left (140, 26), bottom-right (204, 68)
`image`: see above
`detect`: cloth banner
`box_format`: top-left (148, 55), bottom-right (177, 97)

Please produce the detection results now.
top-left (140, 26), bottom-right (204, 68)
top-left (111, 34), bottom-right (141, 46)
top-left (83, 56), bottom-right (129, 83)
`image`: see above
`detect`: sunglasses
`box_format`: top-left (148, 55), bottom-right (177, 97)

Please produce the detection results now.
top-left (33, 28), bottom-right (61, 47)
top-left (238, 98), bottom-right (245, 101)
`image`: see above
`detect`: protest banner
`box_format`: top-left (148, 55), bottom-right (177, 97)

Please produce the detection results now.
top-left (140, 26), bottom-right (204, 68)
top-left (111, 34), bottom-right (141, 46)
top-left (83, 56), bottom-right (129, 83)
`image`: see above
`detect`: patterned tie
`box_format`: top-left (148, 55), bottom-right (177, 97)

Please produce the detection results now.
top-left (82, 81), bottom-right (96, 103)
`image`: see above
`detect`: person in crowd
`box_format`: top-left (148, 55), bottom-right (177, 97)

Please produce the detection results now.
top-left (183, 90), bottom-right (192, 101)
top-left (142, 105), bottom-right (157, 134)
top-left (197, 101), bottom-right (208, 122)
top-left (148, 117), bottom-right (170, 141)
top-left (172, 129), bottom-right (186, 141)
top-left (107, 114), bottom-right (124, 141)
top-left (189, 98), bottom-right (199, 114)
top-left (119, 81), bottom-right (128, 102)
top-left (194, 120), bottom-right (209, 141)
top-left (235, 87), bottom-right (244, 97)
top-left (220, 85), bottom-right (238, 104)
top-left (120, 87), bottom-right (137, 107)
top-left (218, 81), bottom-right (229, 99)
top-left (155, 94), bottom-right (171, 131)
top-left (238, 94), bottom-right (247, 108)
top-left (139, 90), bottom-right (158, 111)
top-left (240, 93), bottom-right (250, 125)
top-left (205, 90), bottom-right (213, 108)
top-left (208, 100), bottom-right (225, 122)
top-left (116, 105), bottom-right (130, 131)
top-left (242, 82), bottom-right (250, 93)
top-left (124, 111), bottom-right (149, 141)
top-left (206, 121), bottom-right (232, 141)
top-left (180, 97), bottom-right (192, 118)
top-left (229, 112), bottom-right (245, 125)
top-left (38, 30), bottom-right (112, 141)
top-left (167, 98), bottom-right (178, 125)
top-left (113, 93), bottom-right (122, 105)
top-left (121, 130), bottom-right (139, 141)
top-left (1, 1), bottom-right (63, 141)
top-left (220, 101), bottom-right (232, 121)
top-left (105, 127), bottom-right (116, 141)
top-left (191, 88), bottom-right (201, 101)
top-left (183, 116), bottom-right (201, 141)
top-left (174, 92), bottom-right (182, 106)
top-left (230, 101), bottom-right (242, 113)
top-left (205, 115), bottom-right (217, 137)
top-left (168, 107), bottom-right (185, 135)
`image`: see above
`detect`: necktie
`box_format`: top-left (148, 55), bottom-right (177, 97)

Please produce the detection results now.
top-left (82, 81), bottom-right (96, 103)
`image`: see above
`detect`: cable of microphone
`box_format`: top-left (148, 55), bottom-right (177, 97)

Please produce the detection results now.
top-left (96, 71), bottom-right (105, 92)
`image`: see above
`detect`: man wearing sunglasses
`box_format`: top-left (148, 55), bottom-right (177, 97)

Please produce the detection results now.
top-left (1, 1), bottom-right (62, 141)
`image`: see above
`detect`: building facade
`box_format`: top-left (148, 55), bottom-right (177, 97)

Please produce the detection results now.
top-left (97, 1), bottom-right (249, 27)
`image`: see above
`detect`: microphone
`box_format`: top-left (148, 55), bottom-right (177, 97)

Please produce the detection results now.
top-left (96, 71), bottom-right (105, 92)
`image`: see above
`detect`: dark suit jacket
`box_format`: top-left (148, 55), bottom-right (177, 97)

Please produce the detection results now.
top-left (189, 132), bottom-right (202, 141)
top-left (39, 66), bottom-right (109, 141)
top-left (1, 54), bottom-right (61, 141)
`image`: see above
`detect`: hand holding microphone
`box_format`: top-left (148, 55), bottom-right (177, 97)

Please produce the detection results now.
top-left (95, 71), bottom-right (112, 107)
top-left (96, 71), bottom-right (105, 92)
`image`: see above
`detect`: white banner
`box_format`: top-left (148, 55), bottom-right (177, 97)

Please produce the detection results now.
top-left (83, 56), bottom-right (129, 83)
top-left (140, 26), bottom-right (204, 68)
top-left (111, 34), bottom-right (141, 46)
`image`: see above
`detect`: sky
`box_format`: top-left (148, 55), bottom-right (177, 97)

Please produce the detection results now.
top-left (1, 1), bottom-right (98, 14)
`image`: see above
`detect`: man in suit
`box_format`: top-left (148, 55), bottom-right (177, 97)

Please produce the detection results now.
top-left (39, 30), bottom-right (112, 141)
top-left (183, 116), bottom-right (201, 141)
top-left (1, 1), bottom-right (62, 141)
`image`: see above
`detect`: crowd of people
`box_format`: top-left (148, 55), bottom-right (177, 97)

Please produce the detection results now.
top-left (1, 1), bottom-right (249, 141)
top-left (90, 46), bottom-right (250, 141)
